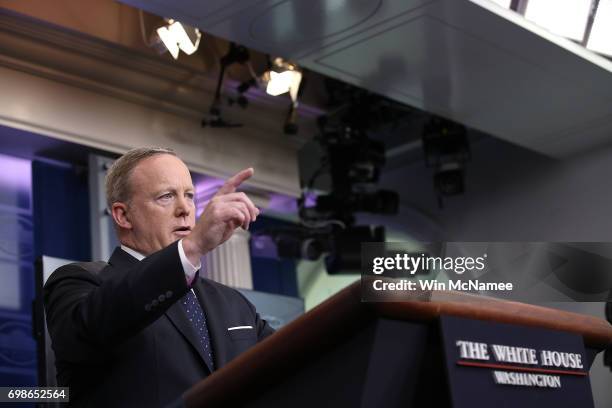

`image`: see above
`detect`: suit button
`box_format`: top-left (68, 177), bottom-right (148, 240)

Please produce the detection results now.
top-left (152, 299), bottom-right (159, 307)
top-left (166, 290), bottom-right (173, 298)
top-left (158, 294), bottom-right (166, 302)
top-left (145, 304), bottom-right (151, 312)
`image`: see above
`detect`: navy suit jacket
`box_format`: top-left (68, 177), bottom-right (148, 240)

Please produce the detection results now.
top-left (44, 241), bottom-right (274, 407)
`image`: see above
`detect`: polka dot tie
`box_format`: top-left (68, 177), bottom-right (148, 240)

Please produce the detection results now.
top-left (180, 290), bottom-right (215, 371)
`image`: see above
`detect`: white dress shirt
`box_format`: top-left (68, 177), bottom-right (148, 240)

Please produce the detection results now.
top-left (121, 239), bottom-right (201, 286)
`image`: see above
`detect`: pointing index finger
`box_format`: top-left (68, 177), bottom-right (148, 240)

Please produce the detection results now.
top-left (216, 167), bottom-right (254, 195)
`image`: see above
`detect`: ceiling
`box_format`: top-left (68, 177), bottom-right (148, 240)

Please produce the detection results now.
top-left (118, 0), bottom-right (612, 158)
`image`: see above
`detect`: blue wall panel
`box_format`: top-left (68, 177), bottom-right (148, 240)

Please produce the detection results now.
top-left (32, 160), bottom-right (91, 262)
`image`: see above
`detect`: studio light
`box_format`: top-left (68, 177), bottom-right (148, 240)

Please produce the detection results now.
top-left (266, 71), bottom-right (295, 96)
top-left (261, 57), bottom-right (303, 134)
top-left (156, 19), bottom-right (202, 59)
top-left (263, 58), bottom-right (302, 99)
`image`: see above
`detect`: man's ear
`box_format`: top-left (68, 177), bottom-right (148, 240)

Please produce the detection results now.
top-left (111, 202), bottom-right (132, 230)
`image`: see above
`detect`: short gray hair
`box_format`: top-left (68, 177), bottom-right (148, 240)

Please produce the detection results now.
top-left (105, 147), bottom-right (176, 209)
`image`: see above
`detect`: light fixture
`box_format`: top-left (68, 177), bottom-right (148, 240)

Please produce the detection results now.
top-left (263, 58), bottom-right (303, 100)
top-left (266, 71), bottom-right (294, 96)
top-left (261, 58), bottom-right (304, 134)
top-left (156, 19), bottom-right (202, 59)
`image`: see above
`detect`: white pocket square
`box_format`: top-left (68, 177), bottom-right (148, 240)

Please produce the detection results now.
top-left (227, 325), bottom-right (253, 331)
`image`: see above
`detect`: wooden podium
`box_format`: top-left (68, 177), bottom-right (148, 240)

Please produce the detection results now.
top-left (178, 282), bottom-right (612, 407)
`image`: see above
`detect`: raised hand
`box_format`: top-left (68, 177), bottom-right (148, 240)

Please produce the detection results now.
top-left (183, 168), bottom-right (260, 262)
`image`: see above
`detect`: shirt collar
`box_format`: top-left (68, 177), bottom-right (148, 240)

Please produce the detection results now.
top-left (121, 245), bottom-right (145, 261)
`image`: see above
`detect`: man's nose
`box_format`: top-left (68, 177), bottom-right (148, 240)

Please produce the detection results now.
top-left (175, 195), bottom-right (191, 217)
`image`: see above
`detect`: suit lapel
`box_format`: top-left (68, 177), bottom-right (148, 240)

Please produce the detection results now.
top-left (108, 247), bottom-right (216, 372)
top-left (164, 298), bottom-right (213, 373)
top-left (193, 279), bottom-right (228, 369)
top-left (107, 246), bottom-right (215, 372)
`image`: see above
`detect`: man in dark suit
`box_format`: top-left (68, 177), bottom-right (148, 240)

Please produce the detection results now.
top-left (44, 147), bottom-right (274, 407)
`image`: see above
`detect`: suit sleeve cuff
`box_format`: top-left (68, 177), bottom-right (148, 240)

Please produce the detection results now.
top-left (178, 239), bottom-right (201, 285)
